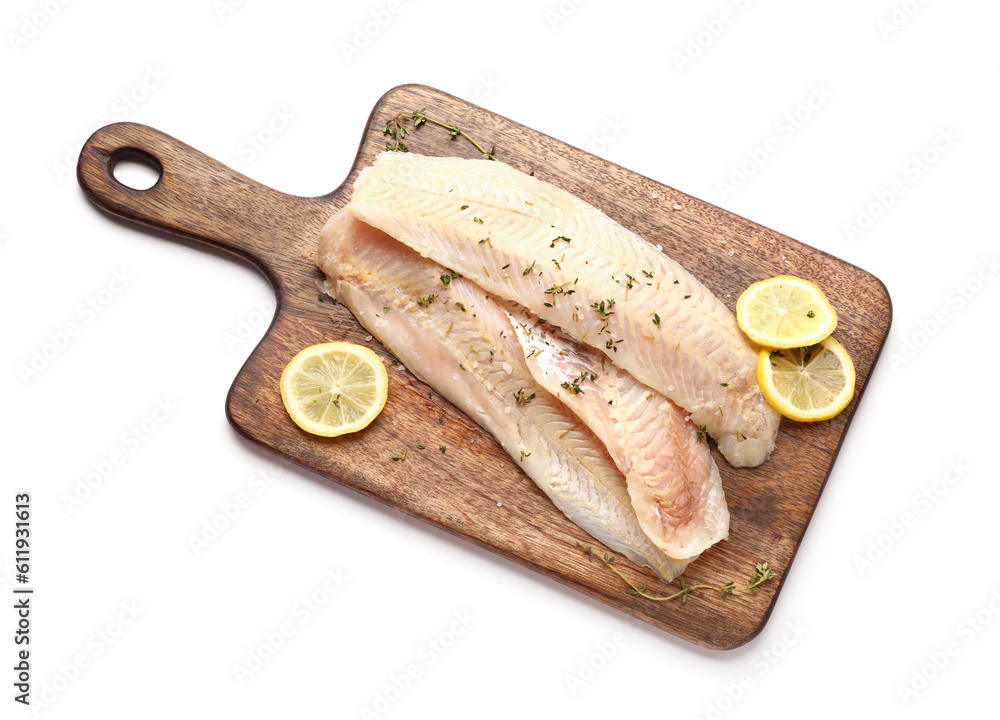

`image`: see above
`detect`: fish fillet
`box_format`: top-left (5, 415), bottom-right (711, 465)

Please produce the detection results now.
top-left (347, 152), bottom-right (780, 467)
top-left (317, 208), bottom-right (692, 581)
top-left (507, 309), bottom-right (729, 559)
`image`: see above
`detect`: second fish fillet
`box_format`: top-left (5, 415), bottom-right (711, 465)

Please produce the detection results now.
top-left (507, 309), bottom-right (729, 560)
top-left (347, 152), bottom-right (780, 467)
top-left (316, 208), bottom-right (692, 581)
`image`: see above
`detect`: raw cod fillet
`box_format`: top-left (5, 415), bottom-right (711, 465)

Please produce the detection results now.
top-left (317, 209), bottom-right (692, 581)
top-left (507, 309), bottom-right (729, 559)
top-left (347, 152), bottom-right (780, 468)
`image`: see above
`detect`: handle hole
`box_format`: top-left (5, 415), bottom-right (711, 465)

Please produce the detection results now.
top-left (110, 148), bottom-right (163, 191)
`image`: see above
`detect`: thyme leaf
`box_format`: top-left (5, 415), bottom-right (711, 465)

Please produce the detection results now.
top-left (591, 298), bottom-right (616, 318)
top-left (513, 389), bottom-right (536, 406)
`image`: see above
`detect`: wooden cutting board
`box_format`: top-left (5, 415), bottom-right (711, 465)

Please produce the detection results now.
top-left (77, 84), bottom-right (891, 650)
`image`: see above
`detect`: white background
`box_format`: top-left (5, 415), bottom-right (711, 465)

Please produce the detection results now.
top-left (4, 0), bottom-right (999, 718)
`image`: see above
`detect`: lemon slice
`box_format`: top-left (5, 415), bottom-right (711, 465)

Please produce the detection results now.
top-left (736, 275), bottom-right (837, 349)
top-left (279, 342), bottom-right (388, 437)
top-left (758, 336), bottom-right (856, 422)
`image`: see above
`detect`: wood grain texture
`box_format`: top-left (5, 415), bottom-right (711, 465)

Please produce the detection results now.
top-left (77, 84), bottom-right (891, 650)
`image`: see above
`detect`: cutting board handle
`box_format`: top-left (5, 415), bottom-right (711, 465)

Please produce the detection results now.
top-left (77, 122), bottom-right (331, 290)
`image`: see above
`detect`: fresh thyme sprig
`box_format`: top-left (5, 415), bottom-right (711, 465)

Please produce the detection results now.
top-left (383, 108), bottom-right (496, 159)
top-left (747, 561), bottom-right (776, 594)
top-left (578, 544), bottom-right (776, 603)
